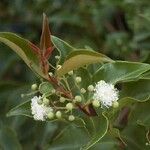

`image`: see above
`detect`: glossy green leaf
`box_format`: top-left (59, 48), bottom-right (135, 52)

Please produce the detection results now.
top-left (82, 113), bottom-right (108, 150)
top-left (111, 100), bottom-right (150, 149)
top-left (51, 35), bottom-right (75, 64)
top-left (90, 133), bottom-right (120, 150)
top-left (110, 98), bottom-right (135, 129)
top-left (47, 113), bottom-right (108, 150)
top-left (114, 99), bottom-right (150, 149)
top-left (140, 70), bottom-right (150, 79)
top-left (0, 125), bottom-right (22, 150)
top-left (120, 79), bottom-right (150, 101)
top-left (7, 100), bottom-right (32, 118)
top-left (48, 125), bottom-right (88, 150)
top-left (129, 100), bottom-right (150, 127)
top-left (93, 61), bottom-right (150, 84)
top-left (57, 50), bottom-right (113, 76)
top-left (121, 122), bottom-right (149, 150)
top-left (0, 32), bottom-right (48, 79)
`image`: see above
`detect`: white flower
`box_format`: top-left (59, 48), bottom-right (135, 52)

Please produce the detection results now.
top-left (93, 80), bottom-right (119, 108)
top-left (31, 96), bottom-right (53, 121)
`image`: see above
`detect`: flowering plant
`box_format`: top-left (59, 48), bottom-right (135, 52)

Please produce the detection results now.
top-left (0, 14), bottom-right (150, 149)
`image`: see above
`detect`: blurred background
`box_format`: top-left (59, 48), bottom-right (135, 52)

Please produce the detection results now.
top-left (0, 0), bottom-right (150, 149)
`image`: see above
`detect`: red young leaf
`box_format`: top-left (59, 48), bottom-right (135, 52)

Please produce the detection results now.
top-left (44, 46), bottom-right (54, 59)
top-left (29, 42), bottom-right (41, 55)
top-left (40, 13), bottom-right (53, 58)
top-left (29, 42), bottom-right (49, 75)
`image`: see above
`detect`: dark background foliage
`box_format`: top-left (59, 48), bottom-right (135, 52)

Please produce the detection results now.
top-left (0, 0), bottom-right (149, 149)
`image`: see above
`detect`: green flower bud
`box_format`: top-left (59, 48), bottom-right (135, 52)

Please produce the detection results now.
top-left (55, 55), bottom-right (60, 59)
top-left (145, 142), bottom-right (150, 146)
top-left (75, 95), bottom-right (82, 102)
top-left (68, 115), bottom-right (75, 121)
top-left (37, 98), bottom-right (43, 105)
top-left (57, 65), bottom-right (62, 70)
top-left (66, 103), bottom-right (74, 111)
top-left (112, 101), bottom-right (119, 108)
top-left (60, 97), bottom-right (65, 103)
top-left (43, 97), bottom-right (49, 106)
top-left (47, 112), bottom-right (54, 119)
top-left (68, 70), bottom-right (73, 75)
top-left (80, 88), bottom-right (86, 94)
top-left (49, 72), bottom-right (53, 76)
top-left (56, 111), bottom-right (62, 119)
top-left (92, 100), bottom-right (100, 108)
top-left (21, 94), bottom-right (24, 98)
top-left (75, 76), bottom-right (82, 83)
top-left (51, 89), bottom-right (56, 94)
top-left (31, 84), bottom-right (38, 90)
top-left (87, 85), bottom-right (94, 92)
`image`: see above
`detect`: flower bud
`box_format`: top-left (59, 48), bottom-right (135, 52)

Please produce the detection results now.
top-left (60, 97), bottom-right (65, 103)
top-left (37, 98), bottom-right (43, 105)
top-left (47, 112), bottom-right (54, 119)
top-left (56, 111), bottom-right (62, 119)
top-left (31, 84), bottom-right (38, 90)
top-left (112, 101), bottom-right (119, 108)
top-left (21, 94), bottom-right (24, 98)
top-left (68, 70), bottom-right (73, 75)
top-left (68, 115), bottom-right (75, 121)
top-left (66, 103), bottom-right (74, 111)
top-left (80, 88), bottom-right (86, 94)
top-left (145, 142), bottom-right (150, 146)
top-left (51, 89), bottom-right (56, 94)
top-left (75, 76), bottom-right (82, 83)
top-left (57, 65), bottom-right (62, 70)
top-left (43, 97), bottom-right (49, 106)
top-left (49, 72), bottom-right (53, 76)
top-left (92, 100), bottom-right (100, 108)
top-left (75, 95), bottom-right (82, 102)
top-left (55, 55), bottom-right (60, 59)
top-left (87, 85), bottom-right (94, 92)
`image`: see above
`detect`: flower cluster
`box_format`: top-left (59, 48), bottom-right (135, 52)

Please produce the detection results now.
top-left (93, 80), bottom-right (119, 108)
top-left (29, 69), bottom-right (119, 121)
top-left (31, 96), bottom-right (53, 121)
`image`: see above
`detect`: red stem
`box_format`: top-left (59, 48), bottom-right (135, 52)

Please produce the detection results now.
top-left (48, 75), bottom-right (97, 116)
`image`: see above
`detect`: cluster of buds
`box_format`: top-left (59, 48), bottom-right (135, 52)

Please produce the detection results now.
top-left (31, 94), bottom-right (76, 121)
top-left (28, 67), bottom-right (119, 122)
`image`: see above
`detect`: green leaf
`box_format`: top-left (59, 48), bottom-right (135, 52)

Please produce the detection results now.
top-left (39, 82), bottom-right (53, 95)
top-left (117, 97), bottom-right (150, 150)
top-left (51, 35), bottom-right (75, 64)
top-left (82, 113), bottom-right (108, 150)
top-left (120, 79), bottom-right (150, 101)
top-left (90, 133), bottom-right (120, 150)
top-left (140, 70), bottom-right (150, 79)
top-left (0, 125), bottom-right (22, 150)
top-left (0, 32), bottom-right (48, 79)
top-left (129, 100), bottom-right (150, 127)
top-left (7, 100), bottom-right (32, 118)
top-left (48, 125), bottom-right (88, 150)
top-left (57, 50), bottom-right (113, 76)
top-left (109, 98), bottom-right (136, 129)
top-left (114, 100), bottom-right (150, 149)
top-left (120, 123), bottom-right (149, 150)
top-left (93, 61), bottom-right (150, 84)
top-left (47, 113), bottom-right (108, 150)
